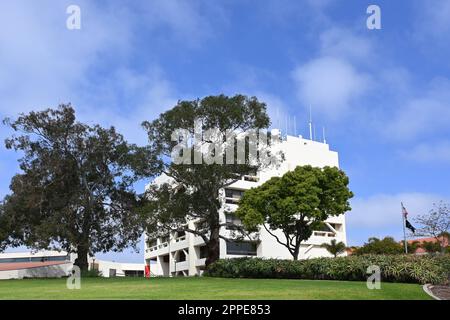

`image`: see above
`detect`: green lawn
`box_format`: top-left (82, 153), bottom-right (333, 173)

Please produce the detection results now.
top-left (0, 277), bottom-right (431, 300)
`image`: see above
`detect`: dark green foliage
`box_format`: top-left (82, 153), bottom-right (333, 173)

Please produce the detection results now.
top-left (0, 105), bottom-right (156, 270)
top-left (355, 237), bottom-right (404, 255)
top-left (142, 94), bottom-right (274, 266)
top-left (204, 255), bottom-right (450, 285)
top-left (81, 268), bottom-right (103, 278)
top-left (236, 165), bottom-right (353, 260)
top-left (421, 241), bottom-right (442, 253)
top-left (322, 239), bottom-right (346, 257)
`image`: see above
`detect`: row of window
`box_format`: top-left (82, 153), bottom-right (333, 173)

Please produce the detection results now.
top-left (148, 220), bottom-right (342, 248)
top-left (226, 241), bottom-right (257, 256)
top-left (198, 241), bottom-right (258, 257)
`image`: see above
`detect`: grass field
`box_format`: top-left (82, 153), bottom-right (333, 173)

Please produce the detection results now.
top-left (0, 277), bottom-right (431, 300)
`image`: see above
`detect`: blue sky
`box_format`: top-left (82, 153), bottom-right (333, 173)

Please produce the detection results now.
top-left (1, 1), bottom-right (449, 262)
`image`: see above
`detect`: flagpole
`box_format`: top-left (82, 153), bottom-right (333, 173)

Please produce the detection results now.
top-left (401, 202), bottom-right (408, 254)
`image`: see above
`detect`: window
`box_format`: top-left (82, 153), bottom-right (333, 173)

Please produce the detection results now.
top-left (177, 250), bottom-right (187, 262)
top-left (225, 213), bottom-right (242, 230)
top-left (313, 223), bottom-right (337, 237)
top-left (109, 269), bottom-right (117, 277)
top-left (124, 270), bottom-right (144, 277)
top-left (199, 246), bottom-right (208, 259)
top-left (226, 241), bottom-right (257, 256)
top-left (224, 188), bottom-right (244, 204)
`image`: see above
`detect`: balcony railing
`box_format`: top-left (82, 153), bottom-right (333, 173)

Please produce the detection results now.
top-left (146, 245), bottom-right (158, 253)
top-left (313, 231), bottom-right (336, 238)
top-left (243, 175), bottom-right (259, 182)
top-left (158, 242), bottom-right (169, 249)
top-left (225, 197), bottom-right (240, 204)
top-left (175, 236), bottom-right (186, 242)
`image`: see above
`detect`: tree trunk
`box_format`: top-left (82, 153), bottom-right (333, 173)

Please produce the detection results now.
top-left (205, 226), bottom-right (221, 267)
top-left (74, 244), bottom-right (89, 271)
top-left (292, 248), bottom-right (299, 260)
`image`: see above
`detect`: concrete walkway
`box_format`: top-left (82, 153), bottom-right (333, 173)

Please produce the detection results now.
top-left (424, 284), bottom-right (450, 300)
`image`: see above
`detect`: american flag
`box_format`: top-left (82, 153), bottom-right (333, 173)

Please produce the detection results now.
top-left (401, 202), bottom-right (408, 218)
top-left (401, 202), bottom-right (416, 233)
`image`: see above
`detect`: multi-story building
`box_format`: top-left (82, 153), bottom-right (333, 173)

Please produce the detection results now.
top-left (144, 132), bottom-right (347, 276)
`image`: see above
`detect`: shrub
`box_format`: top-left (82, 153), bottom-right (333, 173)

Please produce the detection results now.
top-left (354, 237), bottom-right (404, 255)
top-left (204, 254), bottom-right (450, 284)
top-left (81, 268), bottom-right (103, 278)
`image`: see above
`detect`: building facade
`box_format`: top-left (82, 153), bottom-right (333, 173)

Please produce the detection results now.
top-left (0, 250), bottom-right (73, 280)
top-left (0, 250), bottom-right (144, 279)
top-left (144, 133), bottom-right (348, 276)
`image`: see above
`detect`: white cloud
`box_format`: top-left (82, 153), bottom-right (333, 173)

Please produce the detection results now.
top-left (76, 66), bottom-right (177, 145)
top-left (400, 141), bottom-right (450, 164)
top-left (291, 27), bottom-right (375, 121)
top-left (319, 27), bottom-right (373, 61)
top-left (0, 1), bottom-right (134, 115)
top-left (135, 0), bottom-right (226, 47)
top-left (0, 1), bottom-right (210, 144)
top-left (254, 92), bottom-right (291, 131)
top-left (415, 0), bottom-right (450, 39)
top-left (346, 192), bottom-right (450, 245)
top-left (347, 193), bottom-right (447, 229)
top-left (220, 63), bottom-right (292, 133)
top-left (292, 57), bottom-right (371, 119)
top-left (384, 78), bottom-right (450, 140)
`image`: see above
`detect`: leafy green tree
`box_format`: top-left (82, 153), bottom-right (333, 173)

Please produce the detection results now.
top-left (0, 105), bottom-right (156, 270)
top-left (322, 239), bottom-right (346, 258)
top-left (400, 240), bottom-right (421, 253)
top-left (420, 241), bottom-right (442, 254)
top-left (142, 94), bottom-right (276, 266)
top-left (235, 165), bottom-right (353, 260)
top-left (355, 237), bottom-right (404, 255)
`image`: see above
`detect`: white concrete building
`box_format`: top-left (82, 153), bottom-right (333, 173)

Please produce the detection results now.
top-left (144, 133), bottom-right (348, 276)
top-left (0, 250), bottom-right (73, 280)
top-left (0, 250), bottom-right (145, 279)
top-left (89, 258), bottom-right (145, 278)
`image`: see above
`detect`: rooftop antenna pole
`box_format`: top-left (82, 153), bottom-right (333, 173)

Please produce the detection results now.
top-left (294, 116), bottom-right (297, 136)
top-left (276, 108), bottom-right (280, 130)
top-left (285, 116), bottom-right (288, 139)
top-left (322, 127), bottom-right (326, 144)
top-left (309, 105), bottom-right (313, 140)
top-left (288, 116), bottom-right (290, 136)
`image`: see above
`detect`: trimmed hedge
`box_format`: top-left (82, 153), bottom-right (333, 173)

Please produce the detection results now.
top-left (204, 254), bottom-right (450, 285)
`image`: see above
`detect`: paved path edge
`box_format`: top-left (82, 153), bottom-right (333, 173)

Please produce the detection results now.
top-left (422, 284), bottom-right (442, 300)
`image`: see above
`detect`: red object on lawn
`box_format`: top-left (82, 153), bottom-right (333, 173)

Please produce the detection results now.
top-left (145, 264), bottom-right (150, 278)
